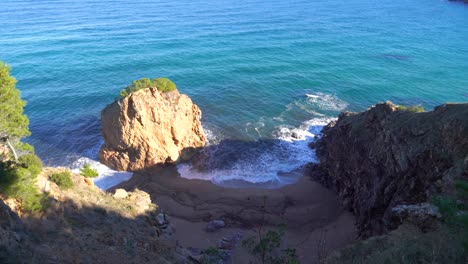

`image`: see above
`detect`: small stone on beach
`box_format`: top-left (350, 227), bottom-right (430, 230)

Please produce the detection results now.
top-left (205, 220), bottom-right (225, 232)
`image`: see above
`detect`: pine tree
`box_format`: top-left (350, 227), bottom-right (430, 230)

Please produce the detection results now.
top-left (0, 62), bottom-right (31, 162)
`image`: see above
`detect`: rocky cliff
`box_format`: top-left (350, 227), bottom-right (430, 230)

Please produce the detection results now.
top-left (99, 88), bottom-right (206, 171)
top-left (311, 102), bottom-right (468, 238)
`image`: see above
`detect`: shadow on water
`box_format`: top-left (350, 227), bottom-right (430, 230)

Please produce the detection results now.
top-left (176, 133), bottom-right (318, 188)
top-left (189, 138), bottom-right (291, 171)
top-left (28, 115), bottom-right (102, 166)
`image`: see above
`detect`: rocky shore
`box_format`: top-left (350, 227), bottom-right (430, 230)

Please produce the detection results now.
top-left (3, 78), bottom-right (467, 263)
top-left (310, 102), bottom-right (468, 238)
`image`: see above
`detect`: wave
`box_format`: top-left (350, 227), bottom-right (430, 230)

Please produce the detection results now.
top-left (305, 92), bottom-right (348, 112)
top-left (67, 92), bottom-right (345, 190)
top-left (177, 92), bottom-right (345, 188)
top-left (70, 157), bottom-right (133, 191)
top-left (177, 116), bottom-right (335, 188)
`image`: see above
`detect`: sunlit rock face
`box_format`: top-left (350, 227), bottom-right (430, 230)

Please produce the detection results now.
top-left (99, 88), bottom-right (206, 171)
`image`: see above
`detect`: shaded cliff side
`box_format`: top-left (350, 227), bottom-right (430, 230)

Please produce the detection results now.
top-left (311, 102), bottom-right (468, 238)
top-left (0, 168), bottom-right (188, 263)
top-left (99, 88), bottom-right (206, 171)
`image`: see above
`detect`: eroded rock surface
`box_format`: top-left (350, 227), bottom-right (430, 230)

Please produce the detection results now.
top-left (99, 88), bottom-right (206, 171)
top-left (312, 102), bottom-right (468, 238)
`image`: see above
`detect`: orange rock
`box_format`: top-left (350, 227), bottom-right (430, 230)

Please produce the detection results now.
top-left (83, 177), bottom-right (94, 187)
top-left (99, 88), bottom-right (206, 171)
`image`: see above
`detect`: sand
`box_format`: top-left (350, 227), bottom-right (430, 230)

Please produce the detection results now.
top-left (113, 165), bottom-right (356, 263)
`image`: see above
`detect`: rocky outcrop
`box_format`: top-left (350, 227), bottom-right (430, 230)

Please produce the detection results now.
top-left (99, 88), bottom-right (206, 171)
top-left (312, 102), bottom-right (468, 238)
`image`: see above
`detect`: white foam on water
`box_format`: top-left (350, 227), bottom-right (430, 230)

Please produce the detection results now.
top-left (70, 157), bottom-right (133, 190)
top-left (177, 92), bottom-right (345, 188)
top-left (177, 116), bottom-right (335, 188)
top-left (305, 92), bottom-right (348, 111)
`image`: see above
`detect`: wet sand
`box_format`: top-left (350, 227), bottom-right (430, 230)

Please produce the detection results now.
top-left (113, 165), bottom-right (356, 262)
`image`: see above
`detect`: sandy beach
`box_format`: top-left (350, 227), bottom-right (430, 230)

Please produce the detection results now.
top-left (113, 165), bottom-right (356, 262)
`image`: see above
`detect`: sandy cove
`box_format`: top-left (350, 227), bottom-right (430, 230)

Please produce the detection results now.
top-left (112, 165), bottom-right (356, 263)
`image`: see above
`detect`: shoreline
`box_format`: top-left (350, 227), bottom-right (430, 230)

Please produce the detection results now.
top-left (113, 165), bottom-right (356, 262)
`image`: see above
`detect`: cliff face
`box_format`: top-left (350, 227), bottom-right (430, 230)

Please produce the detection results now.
top-left (99, 88), bottom-right (206, 171)
top-left (0, 168), bottom-right (188, 263)
top-left (312, 102), bottom-right (468, 238)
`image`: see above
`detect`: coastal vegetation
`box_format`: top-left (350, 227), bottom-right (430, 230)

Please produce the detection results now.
top-left (395, 104), bottom-right (425, 112)
top-left (80, 163), bottom-right (99, 178)
top-left (433, 179), bottom-right (468, 252)
top-left (0, 62), bottom-right (47, 212)
top-left (0, 62), bottom-right (32, 161)
top-left (242, 224), bottom-right (300, 264)
top-left (118, 77), bottom-right (176, 99)
top-left (49, 170), bottom-right (74, 190)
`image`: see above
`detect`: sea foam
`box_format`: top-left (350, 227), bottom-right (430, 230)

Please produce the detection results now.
top-left (70, 157), bottom-right (133, 190)
top-left (176, 92), bottom-right (344, 188)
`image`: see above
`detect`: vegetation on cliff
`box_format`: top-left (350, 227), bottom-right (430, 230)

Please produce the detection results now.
top-left (0, 62), bottom-right (47, 213)
top-left (49, 170), bottom-right (74, 190)
top-left (0, 62), bottom-right (32, 161)
top-left (118, 77), bottom-right (176, 99)
top-left (395, 104), bottom-right (424, 113)
top-left (326, 179), bottom-right (468, 263)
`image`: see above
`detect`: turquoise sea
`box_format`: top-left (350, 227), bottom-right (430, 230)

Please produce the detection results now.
top-left (1, 0), bottom-right (467, 187)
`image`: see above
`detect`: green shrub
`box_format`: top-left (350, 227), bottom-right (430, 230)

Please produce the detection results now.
top-left (242, 224), bottom-right (300, 264)
top-left (79, 163), bottom-right (99, 178)
top-left (0, 163), bottom-right (47, 212)
top-left (153, 77), bottom-right (176, 92)
top-left (432, 179), bottom-right (468, 254)
top-left (396, 104), bottom-right (424, 113)
top-left (49, 171), bottom-right (74, 190)
top-left (199, 247), bottom-right (230, 264)
top-left (18, 153), bottom-right (42, 176)
top-left (118, 77), bottom-right (176, 99)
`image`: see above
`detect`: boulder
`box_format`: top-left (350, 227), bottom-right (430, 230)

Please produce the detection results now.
top-left (218, 233), bottom-right (242, 249)
top-left (128, 190), bottom-right (152, 213)
top-left (205, 219), bottom-right (226, 232)
top-left (99, 88), bottom-right (206, 171)
top-left (113, 188), bottom-right (128, 199)
top-left (83, 177), bottom-right (94, 187)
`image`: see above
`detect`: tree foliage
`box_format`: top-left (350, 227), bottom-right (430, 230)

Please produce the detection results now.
top-left (0, 61), bottom-right (46, 213)
top-left (0, 62), bottom-right (32, 162)
top-left (118, 77), bottom-right (176, 99)
top-left (0, 62), bottom-right (30, 141)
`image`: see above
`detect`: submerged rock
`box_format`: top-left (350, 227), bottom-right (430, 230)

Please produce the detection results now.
top-left (312, 102), bottom-right (468, 238)
top-left (99, 88), bottom-right (206, 171)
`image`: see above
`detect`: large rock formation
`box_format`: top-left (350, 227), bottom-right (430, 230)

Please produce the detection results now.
top-left (311, 102), bottom-right (468, 238)
top-left (99, 88), bottom-right (206, 171)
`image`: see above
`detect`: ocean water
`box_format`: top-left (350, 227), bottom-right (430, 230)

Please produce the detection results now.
top-left (1, 0), bottom-right (467, 188)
